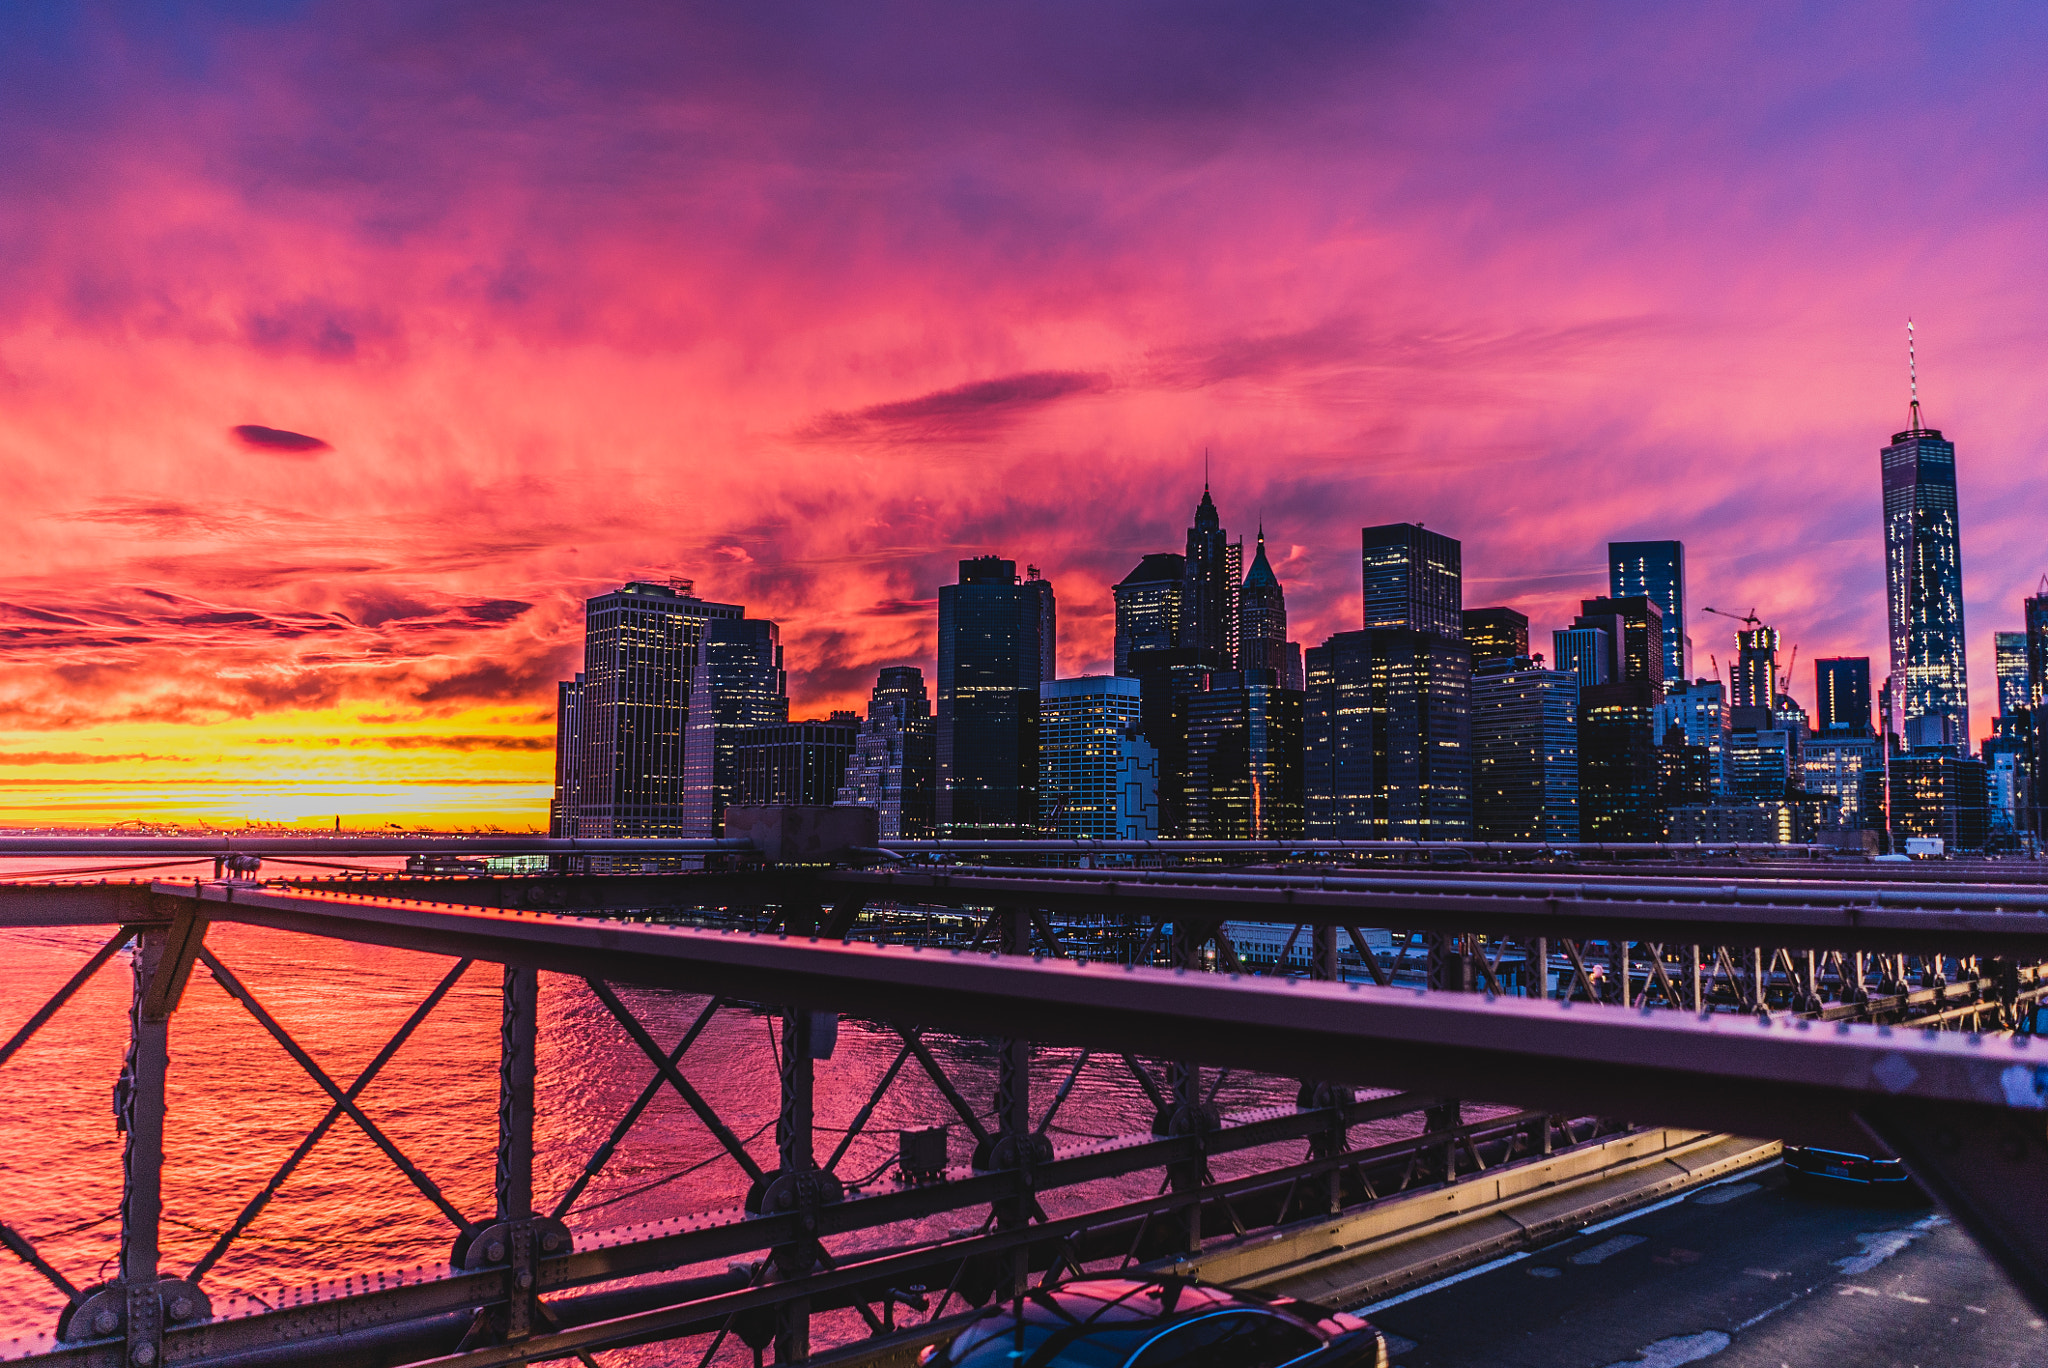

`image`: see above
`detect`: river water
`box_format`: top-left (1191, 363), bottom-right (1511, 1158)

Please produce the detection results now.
top-left (0, 861), bottom-right (1434, 1360)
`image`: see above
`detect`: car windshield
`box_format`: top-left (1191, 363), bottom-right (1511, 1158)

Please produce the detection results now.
top-left (946, 1321), bottom-right (1155, 1367)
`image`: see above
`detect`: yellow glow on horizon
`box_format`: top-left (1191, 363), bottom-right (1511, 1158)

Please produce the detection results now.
top-left (0, 706), bottom-right (554, 830)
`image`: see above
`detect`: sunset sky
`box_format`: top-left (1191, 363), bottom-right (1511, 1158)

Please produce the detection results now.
top-left (3, 3), bottom-right (2047, 828)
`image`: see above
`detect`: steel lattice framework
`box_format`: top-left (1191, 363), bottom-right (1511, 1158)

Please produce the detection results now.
top-left (3, 835), bottom-right (2048, 1367)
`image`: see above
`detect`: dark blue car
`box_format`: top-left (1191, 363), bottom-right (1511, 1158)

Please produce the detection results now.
top-left (921, 1276), bottom-right (1387, 1368)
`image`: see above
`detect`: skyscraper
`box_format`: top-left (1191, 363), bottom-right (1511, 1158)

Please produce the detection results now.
top-left (1731, 627), bottom-right (1778, 717)
top-left (1815, 657), bottom-right (1873, 736)
top-left (1128, 644), bottom-right (1227, 837)
top-left (680, 617), bottom-right (788, 836)
top-left (1996, 631), bottom-right (2030, 717)
top-left (937, 556), bottom-right (1056, 836)
top-left (1038, 676), bottom-right (1148, 839)
top-left (1237, 528), bottom-right (1290, 676)
top-left (1360, 524), bottom-right (1462, 638)
top-left (1551, 626), bottom-right (1612, 687)
top-left (735, 715), bottom-right (859, 807)
top-left (1471, 662), bottom-right (1579, 841)
top-left (1112, 553), bottom-right (1185, 676)
top-left (2028, 589), bottom-right (2048, 710)
top-left (1184, 669), bottom-right (1304, 839)
top-left (574, 581), bottom-right (743, 837)
top-left (1881, 386), bottom-right (1970, 751)
top-left (1463, 608), bottom-right (1529, 670)
top-left (1608, 541), bottom-right (1686, 685)
top-left (836, 667), bottom-right (936, 840)
top-left (1183, 488), bottom-right (1237, 661)
top-left (1305, 629), bottom-right (1473, 838)
top-left (549, 675), bottom-right (584, 838)
top-left (1576, 596), bottom-right (1664, 695)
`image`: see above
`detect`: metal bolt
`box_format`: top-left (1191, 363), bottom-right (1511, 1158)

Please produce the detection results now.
top-left (132, 1345), bottom-right (156, 1366)
top-left (167, 1297), bottom-right (193, 1322)
top-left (517, 1269), bottom-right (535, 1290)
top-left (486, 1241), bottom-right (505, 1263)
top-left (540, 1231), bottom-right (561, 1252)
top-left (93, 1310), bottom-right (119, 1336)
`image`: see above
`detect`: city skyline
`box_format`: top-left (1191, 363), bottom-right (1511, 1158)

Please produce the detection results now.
top-left (6, 4), bottom-right (2048, 827)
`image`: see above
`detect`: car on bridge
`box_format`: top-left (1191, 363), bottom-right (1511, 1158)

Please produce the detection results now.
top-left (1783, 1143), bottom-right (1915, 1195)
top-left (920, 1276), bottom-right (1388, 1367)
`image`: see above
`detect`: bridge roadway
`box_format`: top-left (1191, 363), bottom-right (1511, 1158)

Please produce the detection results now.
top-left (6, 842), bottom-right (2048, 1366)
top-left (1368, 1162), bottom-right (2046, 1368)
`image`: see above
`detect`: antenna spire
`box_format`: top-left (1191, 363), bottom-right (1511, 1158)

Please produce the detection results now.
top-left (1203, 446), bottom-right (1210, 492)
top-left (1907, 318), bottom-right (1920, 428)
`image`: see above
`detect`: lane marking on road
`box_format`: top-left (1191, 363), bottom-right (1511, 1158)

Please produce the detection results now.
top-left (1743, 1268), bottom-right (1787, 1280)
top-left (1691, 1182), bottom-right (1760, 1206)
top-left (1833, 1215), bottom-right (1946, 1277)
top-left (1597, 1329), bottom-right (1730, 1368)
top-left (1571, 1234), bottom-right (1647, 1266)
top-left (1353, 1251), bottom-right (1530, 1315)
top-left (1527, 1267), bottom-right (1561, 1278)
top-left (1735, 1292), bottom-right (1803, 1330)
top-left (1354, 1157), bottom-right (1783, 1317)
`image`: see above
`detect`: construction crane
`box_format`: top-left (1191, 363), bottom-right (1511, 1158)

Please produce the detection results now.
top-left (1701, 605), bottom-right (1763, 630)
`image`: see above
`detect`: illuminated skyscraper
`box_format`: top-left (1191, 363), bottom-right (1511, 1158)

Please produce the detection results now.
top-left (1551, 626), bottom-right (1612, 687)
top-left (1183, 488), bottom-right (1238, 662)
top-left (1881, 364), bottom-right (1970, 750)
top-left (1238, 528), bottom-right (1290, 676)
top-left (574, 581), bottom-right (743, 837)
top-left (836, 667), bottom-right (936, 839)
top-left (2028, 590), bottom-right (2048, 709)
top-left (1815, 657), bottom-right (1873, 736)
top-left (1463, 607), bottom-right (1528, 670)
top-left (1184, 670), bottom-right (1304, 838)
top-left (1038, 676), bottom-right (1148, 839)
top-left (549, 675), bottom-right (584, 838)
top-left (1608, 541), bottom-right (1686, 684)
top-left (1997, 631), bottom-right (2030, 717)
top-left (1304, 629), bottom-right (1472, 838)
top-left (937, 556), bottom-right (1056, 835)
top-left (681, 617), bottom-right (788, 836)
top-left (1361, 524), bottom-right (1462, 639)
top-left (1471, 662), bottom-right (1579, 841)
top-left (1732, 627), bottom-right (1778, 717)
top-left (1112, 553), bottom-right (1184, 676)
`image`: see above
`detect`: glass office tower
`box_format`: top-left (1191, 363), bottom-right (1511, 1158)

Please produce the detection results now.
top-left (1112, 553), bottom-right (1185, 676)
top-left (1881, 414), bottom-right (1969, 750)
top-left (680, 617), bottom-right (788, 836)
top-left (1996, 632), bottom-right (2030, 717)
top-left (1609, 541), bottom-right (1686, 685)
top-left (937, 556), bottom-right (1057, 836)
top-left (1360, 524), bottom-right (1463, 639)
top-left (1815, 657), bottom-right (1873, 735)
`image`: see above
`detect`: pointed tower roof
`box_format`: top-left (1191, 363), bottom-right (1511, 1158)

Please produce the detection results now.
top-left (1243, 526), bottom-right (1280, 589)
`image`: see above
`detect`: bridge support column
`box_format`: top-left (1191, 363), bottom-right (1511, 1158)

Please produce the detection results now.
top-left (1162, 919), bottom-right (1218, 1254)
top-left (1423, 932), bottom-right (1473, 1175)
top-left (120, 928), bottom-right (168, 1365)
top-left (764, 904), bottom-right (842, 1364)
top-left (1299, 924), bottom-right (1354, 1215)
top-left (978, 908), bottom-right (1044, 1301)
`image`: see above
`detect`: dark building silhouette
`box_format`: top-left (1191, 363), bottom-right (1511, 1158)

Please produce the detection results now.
top-left (549, 675), bottom-right (584, 838)
top-left (1471, 660), bottom-right (1579, 841)
top-left (1815, 657), bottom-right (1873, 736)
top-left (1463, 608), bottom-right (1529, 670)
top-left (1889, 751), bottom-right (1989, 851)
top-left (937, 556), bottom-right (1056, 836)
top-left (1129, 645), bottom-right (1228, 837)
top-left (1658, 724), bottom-right (1715, 811)
top-left (572, 581), bottom-right (743, 837)
top-left (1568, 597), bottom-right (1664, 841)
top-left (1578, 681), bottom-right (1662, 840)
top-left (1113, 553), bottom-right (1185, 676)
top-left (1609, 541), bottom-right (1687, 685)
top-left (1576, 596), bottom-right (1664, 695)
top-left (2028, 590), bottom-right (2048, 710)
top-left (836, 667), bottom-right (936, 839)
top-left (1305, 629), bottom-right (1473, 839)
top-left (1183, 669), bottom-right (1304, 838)
top-left (1183, 488), bottom-right (1240, 663)
top-left (1360, 524), bottom-right (1462, 638)
top-left (681, 617), bottom-right (788, 836)
top-left (1882, 409), bottom-right (1970, 750)
top-left (735, 716), bottom-right (858, 808)
top-left (1238, 528), bottom-right (1291, 677)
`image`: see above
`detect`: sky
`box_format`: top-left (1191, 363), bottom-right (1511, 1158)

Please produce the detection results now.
top-left (2, 1), bottom-right (2047, 828)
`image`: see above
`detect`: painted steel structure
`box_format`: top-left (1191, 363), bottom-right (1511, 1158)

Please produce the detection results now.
top-left (8, 839), bottom-right (2048, 1366)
